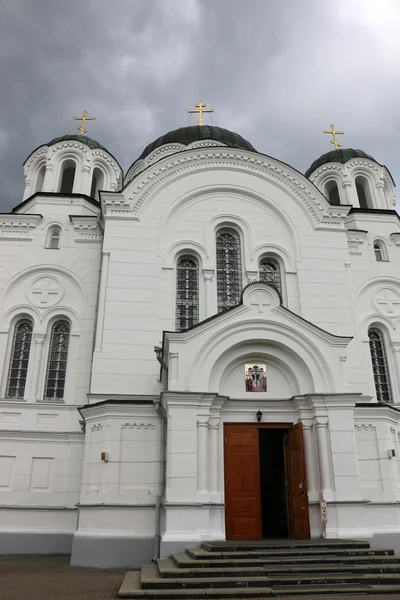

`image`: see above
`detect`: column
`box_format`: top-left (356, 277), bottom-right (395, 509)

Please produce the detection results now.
top-left (302, 423), bottom-right (318, 502)
top-left (202, 269), bottom-right (215, 319)
top-left (27, 334), bottom-right (45, 401)
top-left (315, 420), bottom-right (334, 501)
top-left (342, 180), bottom-right (353, 205)
top-left (208, 417), bottom-right (220, 502)
top-left (197, 418), bottom-right (209, 500)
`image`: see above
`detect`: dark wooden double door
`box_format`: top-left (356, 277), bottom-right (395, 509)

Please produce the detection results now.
top-left (224, 423), bottom-right (310, 540)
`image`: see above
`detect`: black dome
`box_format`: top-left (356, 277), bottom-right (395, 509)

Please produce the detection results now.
top-left (305, 148), bottom-right (377, 178)
top-left (48, 135), bottom-right (109, 152)
top-left (138, 125), bottom-right (256, 160)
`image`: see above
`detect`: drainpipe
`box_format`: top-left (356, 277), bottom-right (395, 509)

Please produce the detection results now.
top-left (153, 397), bottom-right (167, 562)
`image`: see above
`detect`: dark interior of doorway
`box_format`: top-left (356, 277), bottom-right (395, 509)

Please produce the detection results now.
top-left (258, 428), bottom-right (289, 538)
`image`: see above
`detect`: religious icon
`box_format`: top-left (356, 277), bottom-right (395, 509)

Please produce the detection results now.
top-left (245, 364), bottom-right (267, 392)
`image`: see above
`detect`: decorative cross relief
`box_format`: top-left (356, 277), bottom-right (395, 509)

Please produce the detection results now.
top-left (28, 276), bottom-right (63, 307)
top-left (249, 292), bottom-right (271, 314)
top-left (375, 288), bottom-right (400, 316)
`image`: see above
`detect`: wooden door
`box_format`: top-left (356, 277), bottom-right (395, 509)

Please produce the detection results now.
top-left (224, 425), bottom-right (262, 540)
top-left (286, 423), bottom-right (310, 539)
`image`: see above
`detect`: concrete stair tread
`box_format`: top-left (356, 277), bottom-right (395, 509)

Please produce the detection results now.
top-left (188, 547), bottom-right (394, 559)
top-left (158, 562), bottom-right (400, 577)
top-left (173, 553), bottom-right (400, 567)
top-left (202, 540), bottom-right (370, 551)
top-left (119, 584), bottom-right (400, 598)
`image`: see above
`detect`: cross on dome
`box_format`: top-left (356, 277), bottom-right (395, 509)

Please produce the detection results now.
top-left (323, 123), bottom-right (344, 150)
top-left (187, 101), bottom-right (214, 126)
top-left (73, 110), bottom-right (96, 136)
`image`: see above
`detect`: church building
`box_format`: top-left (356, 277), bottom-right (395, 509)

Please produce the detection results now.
top-left (1, 107), bottom-right (400, 568)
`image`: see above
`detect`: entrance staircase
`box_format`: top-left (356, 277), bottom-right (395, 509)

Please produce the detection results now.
top-left (119, 539), bottom-right (400, 597)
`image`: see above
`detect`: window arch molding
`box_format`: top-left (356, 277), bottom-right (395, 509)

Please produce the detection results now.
top-left (54, 150), bottom-right (82, 194)
top-left (1, 313), bottom-right (36, 400)
top-left (253, 244), bottom-right (295, 273)
top-left (165, 241), bottom-right (208, 270)
top-left (45, 225), bottom-right (62, 249)
top-left (257, 252), bottom-right (286, 304)
top-left (372, 238), bottom-right (389, 262)
top-left (367, 323), bottom-right (395, 403)
top-left (206, 214), bottom-right (251, 268)
top-left (34, 162), bottom-right (46, 194)
top-left (91, 159), bottom-right (114, 192)
top-left (349, 167), bottom-right (377, 209)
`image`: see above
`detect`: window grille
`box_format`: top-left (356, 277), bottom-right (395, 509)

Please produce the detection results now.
top-left (176, 256), bottom-right (199, 331)
top-left (216, 229), bottom-right (242, 312)
top-left (259, 258), bottom-right (282, 299)
top-left (5, 320), bottom-right (33, 399)
top-left (374, 244), bottom-right (383, 262)
top-left (44, 320), bottom-right (70, 400)
top-left (368, 328), bottom-right (392, 403)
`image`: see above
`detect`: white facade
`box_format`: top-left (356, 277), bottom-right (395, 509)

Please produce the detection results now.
top-left (1, 130), bottom-right (400, 567)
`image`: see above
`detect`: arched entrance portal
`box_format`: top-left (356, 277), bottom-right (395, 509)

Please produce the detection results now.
top-left (224, 422), bottom-right (310, 540)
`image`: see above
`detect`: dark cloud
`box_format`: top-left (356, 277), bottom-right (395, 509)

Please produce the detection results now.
top-left (0, 0), bottom-right (399, 210)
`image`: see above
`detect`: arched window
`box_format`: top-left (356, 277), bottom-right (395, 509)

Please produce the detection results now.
top-left (44, 320), bottom-right (70, 400)
top-left (176, 256), bottom-right (199, 331)
top-left (90, 167), bottom-right (105, 200)
top-left (368, 328), bottom-right (392, 403)
top-left (374, 243), bottom-right (383, 262)
top-left (355, 176), bottom-right (370, 209)
top-left (259, 258), bottom-right (282, 298)
top-left (5, 319), bottom-right (33, 399)
top-left (35, 165), bottom-right (46, 193)
top-left (46, 226), bottom-right (61, 249)
top-left (216, 229), bottom-right (242, 312)
top-left (59, 160), bottom-right (76, 194)
top-left (325, 180), bottom-right (341, 205)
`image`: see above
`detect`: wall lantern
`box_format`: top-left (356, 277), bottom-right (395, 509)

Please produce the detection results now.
top-left (256, 410), bottom-right (263, 423)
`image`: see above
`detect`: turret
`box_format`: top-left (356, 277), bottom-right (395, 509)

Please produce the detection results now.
top-left (23, 134), bottom-right (122, 201)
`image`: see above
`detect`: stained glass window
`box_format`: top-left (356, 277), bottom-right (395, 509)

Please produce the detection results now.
top-left (259, 258), bottom-right (282, 299)
top-left (216, 229), bottom-right (242, 312)
top-left (5, 320), bottom-right (33, 399)
top-left (44, 320), bottom-right (70, 400)
top-left (368, 328), bottom-right (392, 403)
top-left (176, 256), bottom-right (199, 331)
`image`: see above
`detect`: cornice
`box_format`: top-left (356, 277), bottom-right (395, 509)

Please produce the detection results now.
top-left (70, 215), bottom-right (103, 243)
top-left (111, 149), bottom-right (351, 230)
top-left (346, 229), bottom-right (367, 255)
top-left (0, 214), bottom-right (42, 241)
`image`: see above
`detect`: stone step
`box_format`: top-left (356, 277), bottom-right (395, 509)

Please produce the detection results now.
top-left (119, 572), bottom-right (400, 597)
top-left (173, 551), bottom-right (400, 569)
top-left (158, 557), bottom-right (400, 578)
top-left (187, 546), bottom-right (395, 560)
top-left (202, 540), bottom-right (370, 552)
top-left (141, 564), bottom-right (400, 589)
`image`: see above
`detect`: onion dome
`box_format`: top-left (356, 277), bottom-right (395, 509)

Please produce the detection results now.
top-left (138, 125), bottom-right (256, 160)
top-left (48, 134), bottom-right (109, 152)
top-left (305, 148), bottom-right (377, 178)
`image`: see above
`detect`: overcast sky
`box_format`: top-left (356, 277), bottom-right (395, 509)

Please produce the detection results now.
top-left (0, 0), bottom-right (399, 211)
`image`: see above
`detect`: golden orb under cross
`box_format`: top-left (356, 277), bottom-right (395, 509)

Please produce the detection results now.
top-left (188, 101), bottom-right (214, 126)
top-left (73, 110), bottom-right (95, 136)
top-left (323, 124), bottom-right (344, 150)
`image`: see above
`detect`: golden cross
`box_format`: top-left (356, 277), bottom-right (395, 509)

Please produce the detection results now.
top-left (73, 110), bottom-right (95, 136)
top-left (188, 101), bottom-right (214, 126)
top-left (323, 124), bottom-right (344, 150)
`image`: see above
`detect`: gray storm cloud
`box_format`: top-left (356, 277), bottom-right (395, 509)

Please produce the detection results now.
top-left (0, 0), bottom-right (399, 210)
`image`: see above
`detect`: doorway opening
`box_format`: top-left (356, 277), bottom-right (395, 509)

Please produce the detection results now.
top-left (224, 423), bottom-right (310, 540)
top-left (259, 428), bottom-right (288, 538)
